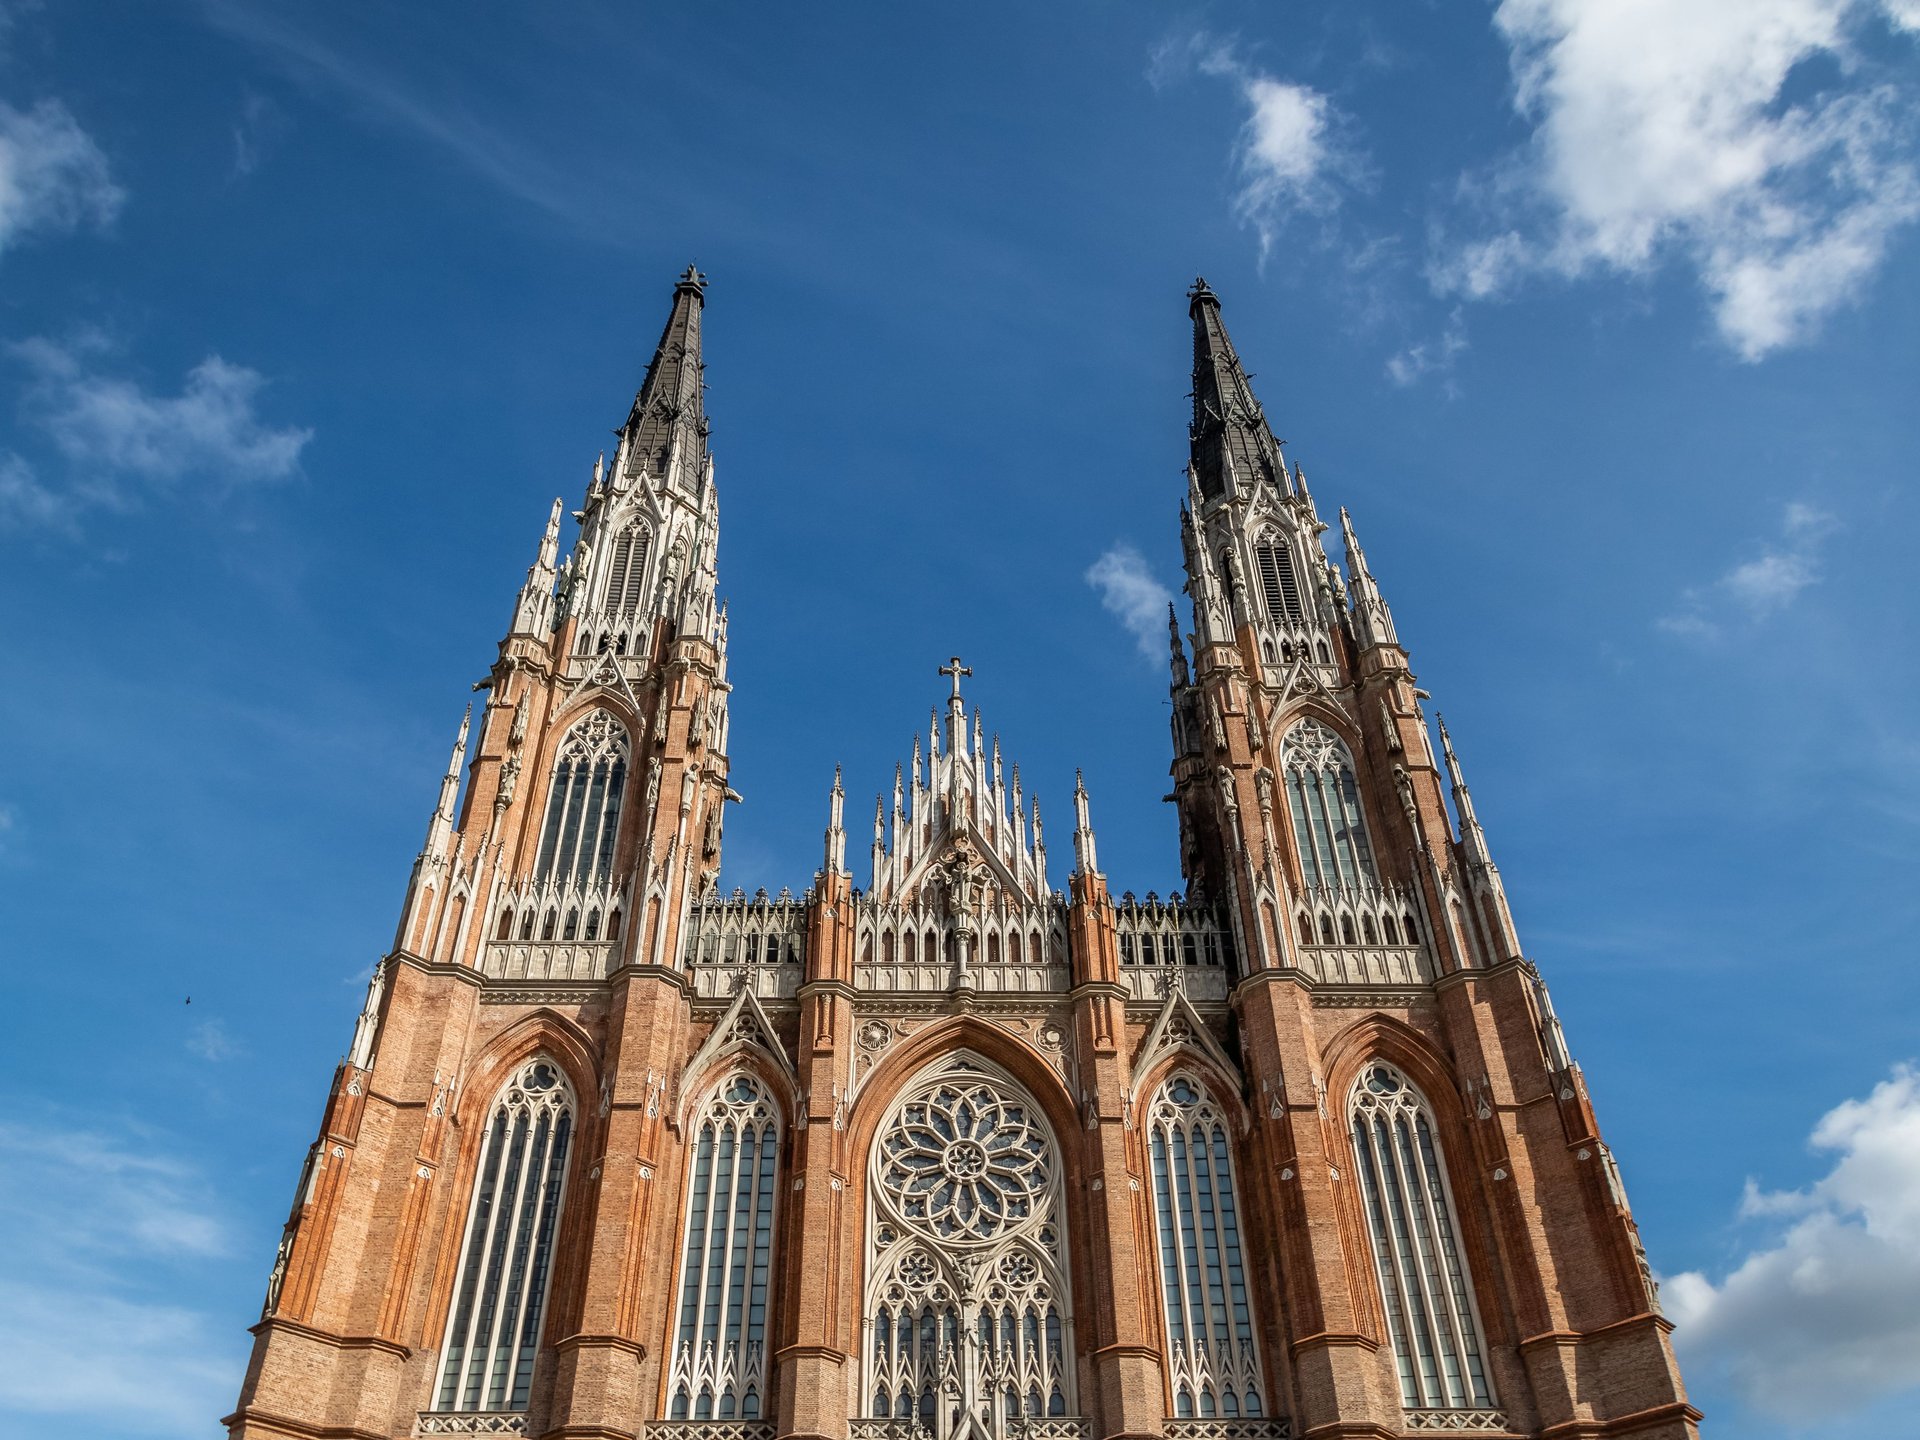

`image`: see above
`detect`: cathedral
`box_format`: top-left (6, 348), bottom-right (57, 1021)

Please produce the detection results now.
top-left (226, 270), bottom-right (1699, 1440)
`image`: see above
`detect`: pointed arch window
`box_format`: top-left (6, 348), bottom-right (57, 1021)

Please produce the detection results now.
top-left (604, 522), bottom-right (652, 617)
top-left (668, 1073), bottom-right (782, 1419)
top-left (534, 711), bottom-right (629, 886)
top-left (865, 1055), bottom-right (1075, 1440)
top-left (1280, 721), bottom-right (1376, 888)
top-left (1146, 1074), bottom-right (1266, 1419)
top-left (1349, 1062), bottom-right (1494, 1412)
top-left (434, 1058), bottom-right (574, 1413)
top-left (1254, 538), bottom-right (1304, 624)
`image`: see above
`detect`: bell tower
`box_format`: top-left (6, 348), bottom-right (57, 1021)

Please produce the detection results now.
top-left (228, 266), bottom-right (739, 1440)
top-left (1166, 278), bottom-right (1698, 1437)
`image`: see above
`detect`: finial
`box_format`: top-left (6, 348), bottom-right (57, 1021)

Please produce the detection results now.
top-left (1073, 770), bottom-right (1099, 876)
top-left (677, 263), bottom-right (708, 294)
top-left (939, 655), bottom-right (972, 703)
top-left (1187, 275), bottom-right (1217, 303)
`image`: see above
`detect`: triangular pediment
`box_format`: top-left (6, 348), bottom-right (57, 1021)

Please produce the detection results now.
top-left (683, 983), bottom-right (796, 1104)
top-left (1132, 983), bottom-right (1241, 1092)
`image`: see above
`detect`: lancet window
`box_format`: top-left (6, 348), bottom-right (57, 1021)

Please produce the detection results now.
top-left (1280, 721), bottom-right (1377, 888)
top-left (1349, 1062), bottom-right (1494, 1412)
top-left (603, 522), bottom-right (652, 616)
top-left (865, 1055), bottom-right (1074, 1440)
top-left (668, 1073), bottom-right (782, 1419)
top-left (533, 710), bottom-right (629, 886)
top-left (1146, 1074), bottom-right (1266, 1418)
top-left (434, 1059), bottom-right (574, 1413)
top-left (1254, 539), bottom-right (1304, 624)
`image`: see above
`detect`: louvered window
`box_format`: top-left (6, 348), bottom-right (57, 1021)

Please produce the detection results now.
top-left (668, 1074), bottom-right (781, 1419)
top-left (1254, 541), bottom-right (1304, 623)
top-left (1147, 1075), bottom-right (1266, 1418)
top-left (434, 1059), bottom-right (574, 1412)
top-left (604, 525), bottom-right (651, 616)
top-left (534, 711), bottom-right (629, 884)
top-left (1350, 1062), bottom-right (1495, 1412)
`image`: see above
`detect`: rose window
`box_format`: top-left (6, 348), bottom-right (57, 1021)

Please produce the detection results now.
top-left (876, 1077), bottom-right (1050, 1244)
top-left (866, 1057), bottom-right (1076, 1438)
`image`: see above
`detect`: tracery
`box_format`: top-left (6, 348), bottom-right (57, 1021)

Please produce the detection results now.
top-left (668, 1072), bottom-right (781, 1420)
top-left (1145, 1074), bottom-right (1266, 1418)
top-left (864, 1055), bottom-right (1075, 1440)
top-left (1349, 1061), bottom-right (1494, 1412)
top-left (433, 1058), bottom-right (574, 1414)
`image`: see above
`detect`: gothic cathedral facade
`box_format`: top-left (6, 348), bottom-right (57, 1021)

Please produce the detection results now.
top-left (226, 271), bottom-right (1698, 1440)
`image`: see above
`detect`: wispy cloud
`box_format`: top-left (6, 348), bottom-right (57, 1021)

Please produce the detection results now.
top-left (1152, 33), bottom-right (1362, 262)
top-left (0, 451), bottom-right (63, 531)
top-left (1386, 308), bottom-right (1469, 389)
top-left (1433, 0), bottom-right (1920, 359)
top-left (187, 1016), bottom-right (239, 1062)
top-left (1086, 543), bottom-right (1175, 663)
top-left (5, 335), bottom-right (313, 528)
top-left (1659, 502), bottom-right (1839, 639)
top-left (0, 98), bottom-right (124, 259)
top-left (1665, 1063), bottom-right (1920, 1422)
top-left (0, 1116), bottom-right (241, 1435)
top-left (230, 91), bottom-right (287, 179)
top-left (198, 0), bottom-right (593, 227)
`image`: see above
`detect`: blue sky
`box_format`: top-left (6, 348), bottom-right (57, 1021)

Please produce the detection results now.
top-left (2, 2), bottom-right (1918, 1435)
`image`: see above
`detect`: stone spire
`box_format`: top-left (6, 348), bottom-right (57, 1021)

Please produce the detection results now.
top-left (1187, 276), bottom-right (1291, 504)
top-left (823, 766), bottom-right (847, 876)
top-left (1071, 770), bottom-right (1100, 877)
top-left (1340, 506), bottom-right (1399, 649)
top-left (619, 264), bottom-right (709, 493)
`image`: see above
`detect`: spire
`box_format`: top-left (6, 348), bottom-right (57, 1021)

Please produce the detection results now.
top-left (1187, 276), bottom-right (1290, 504)
top-left (1438, 714), bottom-right (1524, 963)
top-left (621, 264), bottom-right (709, 492)
top-left (1340, 506), bottom-right (1399, 648)
top-left (421, 704), bottom-right (470, 859)
top-left (1072, 770), bottom-right (1100, 876)
top-left (509, 497), bottom-right (565, 636)
top-left (823, 766), bottom-right (847, 875)
top-left (1436, 716), bottom-right (1488, 866)
top-left (1167, 602), bottom-right (1190, 687)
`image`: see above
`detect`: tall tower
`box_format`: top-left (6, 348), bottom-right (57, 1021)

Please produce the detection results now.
top-left (227, 275), bottom-right (1695, 1440)
top-left (229, 267), bottom-right (740, 1438)
top-left (1163, 277), bottom-right (1696, 1436)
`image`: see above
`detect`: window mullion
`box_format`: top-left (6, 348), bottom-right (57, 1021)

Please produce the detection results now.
top-left (476, 1110), bottom-right (541, 1407)
top-left (490, 1112), bottom-right (554, 1407)
top-left (1368, 1113), bottom-right (1429, 1407)
top-left (1384, 1110), bottom-right (1450, 1408)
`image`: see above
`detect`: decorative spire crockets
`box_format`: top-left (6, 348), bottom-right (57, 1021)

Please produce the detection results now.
top-left (1188, 276), bottom-right (1294, 505)
top-left (620, 264), bottom-right (710, 493)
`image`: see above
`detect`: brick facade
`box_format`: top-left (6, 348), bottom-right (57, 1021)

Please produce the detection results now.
top-left (225, 272), bottom-right (1698, 1440)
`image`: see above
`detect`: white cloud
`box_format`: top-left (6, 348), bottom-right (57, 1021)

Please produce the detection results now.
top-left (14, 337), bottom-right (313, 482)
top-left (1439, 0), bottom-right (1920, 359)
top-left (0, 1117), bottom-right (242, 1435)
top-left (0, 98), bottom-right (123, 258)
top-left (1659, 501), bottom-right (1838, 638)
top-left (1086, 544), bottom-right (1176, 663)
top-left (1665, 1063), bottom-right (1920, 1422)
top-left (1155, 34), bottom-right (1359, 260)
top-left (1386, 309), bottom-right (1469, 388)
top-left (6, 337), bottom-right (313, 526)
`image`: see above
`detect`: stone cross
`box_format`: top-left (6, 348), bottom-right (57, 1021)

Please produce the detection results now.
top-left (939, 655), bottom-right (971, 702)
